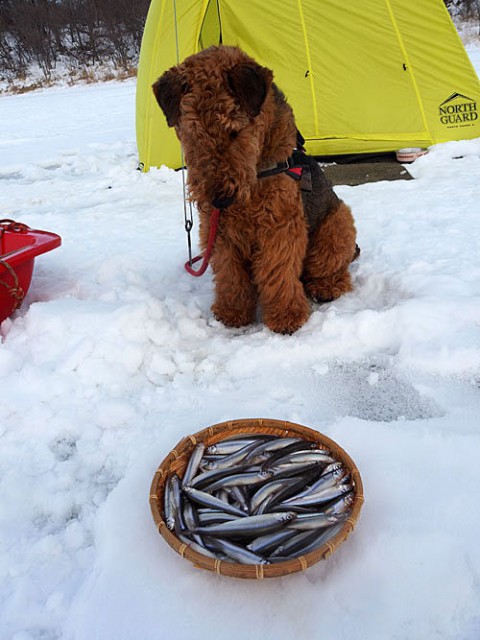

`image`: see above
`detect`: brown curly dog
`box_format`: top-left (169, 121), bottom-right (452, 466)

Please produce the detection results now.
top-left (153, 45), bottom-right (358, 334)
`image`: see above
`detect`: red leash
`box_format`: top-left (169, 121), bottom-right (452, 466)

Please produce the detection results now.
top-left (184, 207), bottom-right (221, 276)
top-left (183, 159), bottom-right (303, 277)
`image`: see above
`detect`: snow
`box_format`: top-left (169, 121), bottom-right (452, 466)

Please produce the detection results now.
top-left (1, 52), bottom-right (480, 640)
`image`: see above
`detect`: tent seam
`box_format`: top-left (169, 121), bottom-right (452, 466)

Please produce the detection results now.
top-left (143, 0), bottom-right (168, 171)
top-left (384, 0), bottom-right (434, 146)
top-left (296, 0), bottom-right (319, 137)
top-left (195, 0), bottom-right (214, 53)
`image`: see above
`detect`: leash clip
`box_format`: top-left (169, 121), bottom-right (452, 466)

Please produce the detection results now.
top-left (184, 207), bottom-right (221, 277)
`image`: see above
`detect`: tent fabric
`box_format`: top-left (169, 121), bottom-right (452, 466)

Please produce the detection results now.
top-left (136, 0), bottom-right (480, 171)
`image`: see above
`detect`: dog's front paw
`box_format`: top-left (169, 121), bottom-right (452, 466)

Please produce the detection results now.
top-left (263, 300), bottom-right (310, 335)
top-left (304, 270), bottom-right (353, 303)
top-left (212, 304), bottom-right (254, 328)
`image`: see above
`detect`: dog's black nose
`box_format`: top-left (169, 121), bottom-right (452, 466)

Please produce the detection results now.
top-left (212, 194), bottom-right (235, 209)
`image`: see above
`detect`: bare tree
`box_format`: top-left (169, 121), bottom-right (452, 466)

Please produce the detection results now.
top-left (461, 0), bottom-right (480, 29)
top-left (0, 0), bottom-right (150, 82)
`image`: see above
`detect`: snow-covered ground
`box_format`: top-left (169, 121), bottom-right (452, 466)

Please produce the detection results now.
top-left (1, 47), bottom-right (480, 640)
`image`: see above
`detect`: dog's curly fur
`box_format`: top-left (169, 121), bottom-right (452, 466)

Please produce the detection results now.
top-left (153, 45), bottom-right (358, 334)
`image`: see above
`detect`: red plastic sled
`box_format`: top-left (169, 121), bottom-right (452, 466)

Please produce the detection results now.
top-left (0, 219), bottom-right (61, 323)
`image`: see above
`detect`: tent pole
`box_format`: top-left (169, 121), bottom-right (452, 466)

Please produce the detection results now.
top-left (384, 0), bottom-right (433, 146)
top-left (172, 0), bottom-right (194, 265)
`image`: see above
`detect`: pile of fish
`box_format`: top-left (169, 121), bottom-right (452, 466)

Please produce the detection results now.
top-left (163, 432), bottom-right (355, 565)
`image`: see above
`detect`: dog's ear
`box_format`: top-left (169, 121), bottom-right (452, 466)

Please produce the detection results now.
top-left (227, 63), bottom-right (273, 117)
top-left (152, 69), bottom-right (188, 127)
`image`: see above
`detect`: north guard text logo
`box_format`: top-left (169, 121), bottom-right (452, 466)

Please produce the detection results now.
top-left (439, 93), bottom-right (478, 128)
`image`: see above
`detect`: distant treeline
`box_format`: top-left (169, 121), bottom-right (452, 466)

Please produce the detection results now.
top-left (0, 0), bottom-right (150, 80)
top-left (0, 1), bottom-right (478, 83)
top-left (445, 0), bottom-right (480, 25)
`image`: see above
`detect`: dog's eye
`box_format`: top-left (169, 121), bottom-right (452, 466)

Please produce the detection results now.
top-left (229, 130), bottom-right (239, 140)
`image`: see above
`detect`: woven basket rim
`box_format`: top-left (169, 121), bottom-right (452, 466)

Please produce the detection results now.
top-left (150, 418), bottom-right (364, 579)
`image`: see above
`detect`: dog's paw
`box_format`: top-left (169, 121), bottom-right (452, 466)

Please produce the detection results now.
top-left (304, 272), bottom-right (353, 303)
top-left (263, 300), bottom-right (310, 335)
top-left (304, 286), bottom-right (335, 304)
top-left (212, 304), bottom-right (254, 328)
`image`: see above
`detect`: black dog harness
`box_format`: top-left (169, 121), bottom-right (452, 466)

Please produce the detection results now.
top-left (211, 151), bottom-right (306, 209)
top-left (257, 146), bottom-right (337, 236)
top-left (257, 157), bottom-right (304, 181)
top-left (186, 135), bottom-right (339, 276)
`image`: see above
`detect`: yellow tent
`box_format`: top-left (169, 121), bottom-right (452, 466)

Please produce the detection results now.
top-left (136, 0), bottom-right (480, 171)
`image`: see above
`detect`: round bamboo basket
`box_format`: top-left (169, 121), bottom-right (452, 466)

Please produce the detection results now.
top-left (150, 418), bottom-right (364, 579)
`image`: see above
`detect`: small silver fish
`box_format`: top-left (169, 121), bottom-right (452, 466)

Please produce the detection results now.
top-left (270, 450), bottom-right (335, 466)
top-left (170, 474), bottom-right (186, 533)
top-left (286, 522), bottom-right (345, 558)
top-left (206, 438), bottom-right (257, 455)
top-left (204, 536), bottom-right (269, 565)
top-left (195, 512), bottom-right (297, 538)
top-left (206, 441), bottom-right (262, 471)
top-left (288, 512), bottom-right (343, 531)
top-left (244, 437), bottom-right (304, 461)
top-left (324, 491), bottom-right (355, 516)
top-left (291, 464), bottom-right (347, 500)
top-left (182, 442), bottom-right (205, 486)
top-left (189, 464), bottom-right (247, 489)
top-left (176, 533), bottom-right (219, 560)
top-left (270, 529), bottom-right (319, 558)
top-left (203, 469), bottom-right (272, 493)
top-left (249, 477), bottom-right (298, 514)
top-left (247, 528), bottom-right (298, 554)
top-left (163, 475), bottom-right (175, 530)
top-left (183, 485), bottom-right (247, 518)
top-left (197, 511), bottom-right (239, 525)
top-left (281, 483), bottom-right (353, 508)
